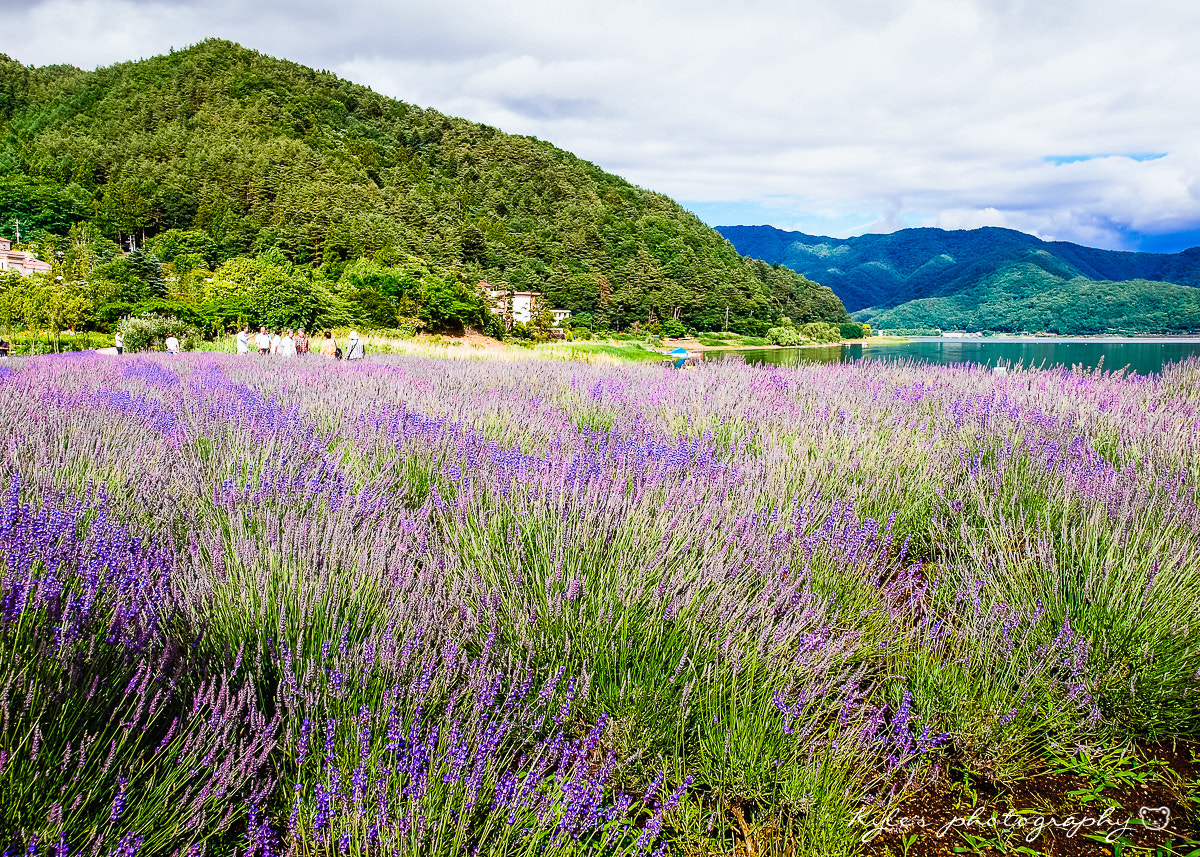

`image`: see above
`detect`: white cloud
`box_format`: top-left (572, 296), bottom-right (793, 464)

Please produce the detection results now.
top-left (4, 0), bottom-right (1200, 250)
top-left (935, 208), bottom-right (1011, 233)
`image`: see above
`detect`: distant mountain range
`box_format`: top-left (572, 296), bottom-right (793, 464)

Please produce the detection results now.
top-left (716, 225), bottom-right (1200, 334)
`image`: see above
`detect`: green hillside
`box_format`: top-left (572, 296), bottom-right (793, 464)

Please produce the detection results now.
top-left (853, 264), bottom-right (1200, 334)
top-left (0, 41), bottom-right (847, 336)
top-left (718, 225), bottom-right (1200, 334)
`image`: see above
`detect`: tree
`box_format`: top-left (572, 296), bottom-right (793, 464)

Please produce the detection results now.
top-left (526, 295), bottom-right (557, 342)
top-left (45, 281), bottom-right (93, 343)
top-left (204, 253), bottom-right (336, 332)
top-left (800, 322), bottom-right (842, 343)
top-left (659, 318), bottom-right (686, 337)
top-left (127, 248), bottom-right (167, 297)
top-left (0, 176), bottom-right (90, 236)
top-left (0, 270), bottom-right (26, 335)
top-left (766, 326), bottom-right (801, 346)
top-left (147, 229), bottom-right (219, 266)
top-left (0, 39), bottom-right (852, 337)
top-left (347, 289), bottom-right (399, 328)
top-left (253, 263), bottom-right (328, 330)
top-left (91, 249), bottom-right (167, 305)
top-left (9, 275), bottom-right (92, 351)
top-left (59, 222), bottom-right (120, 285)
top-left (416, 276), bottom-right (484, 333)
top-left (167, 252), bottom-right (211, 305)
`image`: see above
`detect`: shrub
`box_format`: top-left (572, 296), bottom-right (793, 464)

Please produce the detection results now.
top-left (732, 318), bottom-right (771, 337)
top-left (362, 318), bottom-right (421, 339)
top-left (767, 326), bottom-right (802, 346)
top-left (800, 321), bottom-right (843, 342)
top-left (3, 331), bottom-right (109, 354)
top-left (876, 327), bottom-right (941, 337)
top-left (92, 301), bottom-right (136, 331)
top-left (659, 319), bottom-right (687, 337)
top-left (482, 312), bottom-right (506, 340)
top-left (346, 288), bottom-right (399, 328)
top-left (115, 313), bottom-right (200, 353)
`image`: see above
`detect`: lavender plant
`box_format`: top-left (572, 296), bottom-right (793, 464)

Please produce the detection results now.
top-left (0, 350), bottom-right (1197, 855)
top-left (0, 478), bottom-right (276, 851)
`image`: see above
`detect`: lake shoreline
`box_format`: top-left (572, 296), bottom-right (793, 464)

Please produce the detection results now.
top-left (673, 337), bottom-right (896, 353)
top-left (675, 333), bottom-right (1200, 356)
top-left (907, 334), bottom-right (1200, 344)
top-left (705, 337), bottom-right (1200, 375)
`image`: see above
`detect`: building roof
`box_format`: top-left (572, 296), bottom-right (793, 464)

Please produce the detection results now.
top-left (0, 237), bottom-right (52, 275)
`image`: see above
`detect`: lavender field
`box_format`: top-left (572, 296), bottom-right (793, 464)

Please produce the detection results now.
top-left (1, 351), bottom-right (1198, 855)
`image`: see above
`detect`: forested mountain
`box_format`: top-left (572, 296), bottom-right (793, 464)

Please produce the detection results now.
top-left (852, 268), bottom-right (1200, 334)
top-left (0, 41), bottom-right (847, 336)
top-left (717, 225), bottom-right (1200, 334)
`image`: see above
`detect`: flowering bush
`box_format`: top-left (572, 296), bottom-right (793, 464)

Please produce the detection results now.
top-left (114, 313), bottom-right (199, 353)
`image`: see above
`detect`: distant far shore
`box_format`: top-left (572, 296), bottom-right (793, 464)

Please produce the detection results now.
top-left (694, 334), bottom-right (1200, 352)
top-left (904, 334), bottom-right (1200, 344)
top-left (670, 336), bottom-right (893, 353)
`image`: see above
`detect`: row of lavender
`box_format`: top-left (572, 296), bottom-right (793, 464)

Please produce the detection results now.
top-left (1, 352), bottom-right (1197, 855)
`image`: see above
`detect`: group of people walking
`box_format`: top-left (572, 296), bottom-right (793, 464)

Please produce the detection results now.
top-left (235, 327), bottom-right (365, 360)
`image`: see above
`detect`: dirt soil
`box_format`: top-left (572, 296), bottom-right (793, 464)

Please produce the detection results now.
top-left (456, 329), bottom-right (506, 348)
top-left (407, 329), bottom-right (506, 349)
top-left (861, 741), bottom-right (1200, 857)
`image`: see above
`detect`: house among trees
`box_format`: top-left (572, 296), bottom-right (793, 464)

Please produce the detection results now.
top-left (0, 238), bottom-right (52, 276)
top-left (484, 284), bottom-right (570, 326)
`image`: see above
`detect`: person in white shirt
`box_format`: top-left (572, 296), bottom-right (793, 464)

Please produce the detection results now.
top-left (236, 327), bottom-right (249, 355)
top-left (165, 335), bottom-right (180, 354)
top-left (345, 331), bottom-right (365, 360)
top-left (255, 327), bottom-right (271, 355)
top-left (280, 329), bottom-right (297, 357)
top-left (270, 331), bottom-right (281, 355)
top-left (114, 331), bottom-right (124, 355)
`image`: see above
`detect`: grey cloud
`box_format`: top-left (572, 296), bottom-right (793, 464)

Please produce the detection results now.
top-left (3, 0), bottom-right (1200, 249)
top-left (496, 96), bottom-right (606, 122)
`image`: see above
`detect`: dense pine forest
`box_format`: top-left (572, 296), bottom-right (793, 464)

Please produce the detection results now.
top-left (0, 40), bottom-right (847, 338)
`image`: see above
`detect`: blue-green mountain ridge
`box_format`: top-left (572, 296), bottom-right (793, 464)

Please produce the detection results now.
top-left (717, 225), bottom-right (1200, 334)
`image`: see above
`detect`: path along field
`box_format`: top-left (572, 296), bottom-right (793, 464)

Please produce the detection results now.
top-left (1, 352), bottom-right (1198, 856)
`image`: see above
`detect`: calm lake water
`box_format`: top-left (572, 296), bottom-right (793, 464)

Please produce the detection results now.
top-left (702, 337), bottom-right (1200, 376)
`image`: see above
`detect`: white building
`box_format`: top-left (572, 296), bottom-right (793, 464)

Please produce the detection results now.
top-left (484, 284), bottom-right (570, 326)
top-left (0, 238), bottom-right (52, 275)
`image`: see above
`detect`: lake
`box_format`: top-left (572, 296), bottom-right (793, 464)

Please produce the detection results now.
top-left (702, 337), bottom-right (1200, 376)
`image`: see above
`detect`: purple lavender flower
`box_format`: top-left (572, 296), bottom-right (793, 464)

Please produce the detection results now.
top-left (109, 775), bottom-right (128, 824)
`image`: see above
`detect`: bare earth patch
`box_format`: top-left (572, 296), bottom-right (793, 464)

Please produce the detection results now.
top-left (862, 741), bottom-right (1199, 857)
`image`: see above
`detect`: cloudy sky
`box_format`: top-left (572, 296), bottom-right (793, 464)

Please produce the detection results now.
top-left (3, 0), bottom-right (1200, 251)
